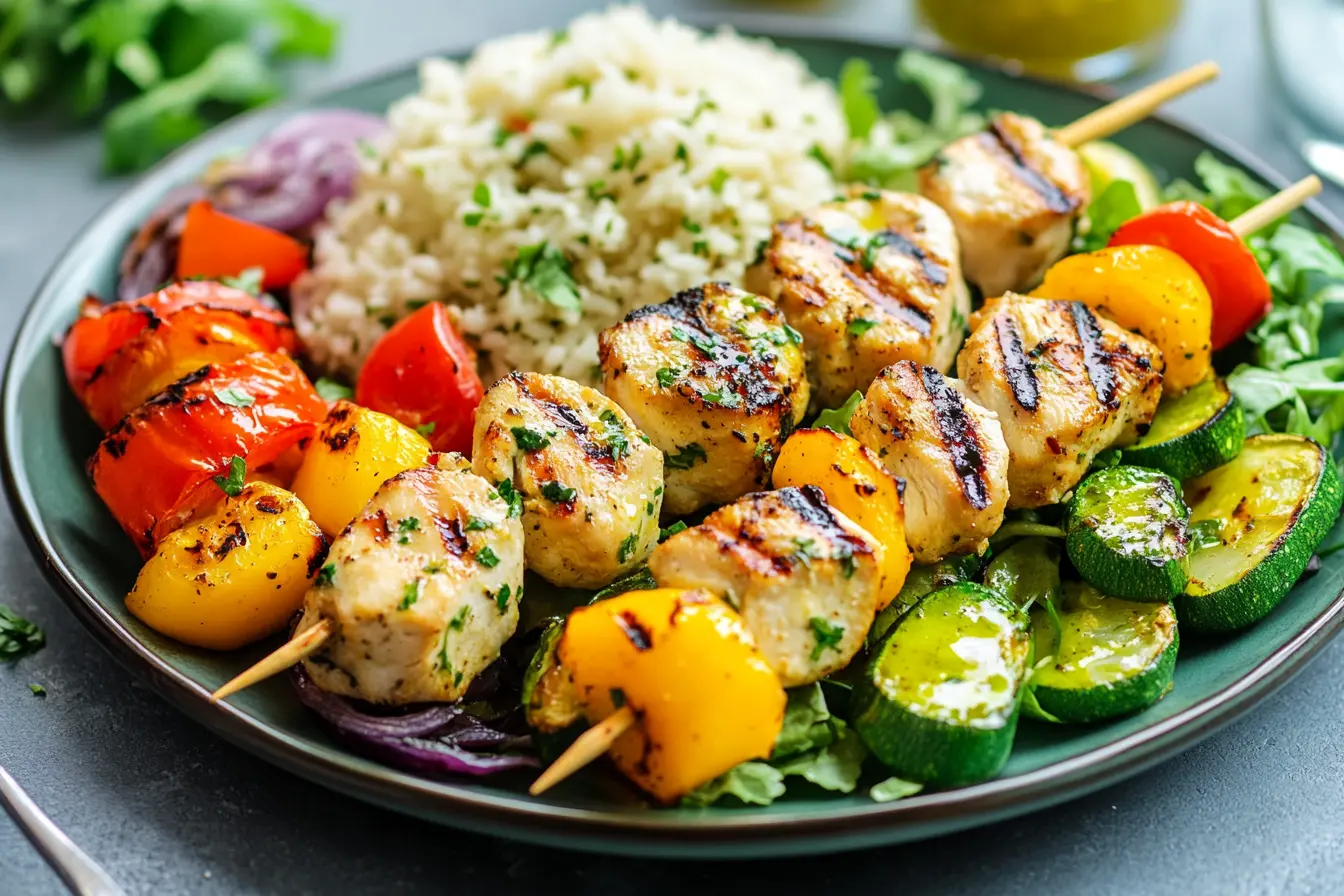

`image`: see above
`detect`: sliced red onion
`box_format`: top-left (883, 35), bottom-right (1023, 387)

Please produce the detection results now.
top-left (291, 667), bottom-right (537, 778)
top-left (217, 110), bottom-right (388, 234)
top-left (115, 109), bottom-right (386, 304)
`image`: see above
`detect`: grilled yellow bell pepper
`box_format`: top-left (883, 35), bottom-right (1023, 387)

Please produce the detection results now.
top-left (290, 401), bottom-right (431, 535)
top-left (1032, 244), bottom-right (1212, 395)
top-left (558, 588), bottom-right (786, 804)
top-left (127, 482), bottom-right (326, 650)
top-left (772, 427), bottom-right (911, 610)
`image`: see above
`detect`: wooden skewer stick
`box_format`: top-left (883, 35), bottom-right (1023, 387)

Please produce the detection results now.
top-left (210, 619), bottom-right (332, 703)
top-left (1053, 61), bottom-right (1221, 148)
top-left (1229, 175), bottom-right (1323, 238)
top-left (529, 706), bottom-right (636, 796)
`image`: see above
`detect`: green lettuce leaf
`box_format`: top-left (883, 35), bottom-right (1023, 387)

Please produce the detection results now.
top-left (1077, 180), bottom-right (1142, 252)
top-left (837, 57), bottom-right (881, 140)
top-left (869, 776), bottom-right (923, 803)
top-left (814, 391), bottom-right (864, 437)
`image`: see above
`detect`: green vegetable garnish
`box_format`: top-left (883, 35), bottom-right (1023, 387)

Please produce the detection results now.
top-left (0, 606), bottom-right (45, 663)
top-left (212, 455), bottom-right (246, 497)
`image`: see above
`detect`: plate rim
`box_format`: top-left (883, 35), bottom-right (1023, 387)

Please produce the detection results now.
top-left (6, 16), bottom-right (1344, 856)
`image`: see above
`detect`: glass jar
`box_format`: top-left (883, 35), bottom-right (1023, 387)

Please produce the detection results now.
top-left (915, 0), bottom-right (1184, 82)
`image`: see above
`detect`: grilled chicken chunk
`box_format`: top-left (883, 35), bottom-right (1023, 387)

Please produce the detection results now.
top-left (850, 361), bottom-right (1011, 564)
top-left (297, 462), bottom-right (524, 705)
top-left (648, 485), bottom-right (881, 687)
top-left (473, 372), bottom-right (664, 589)
top-left (598, 283), bottom-right (808, 518)
top-left (749, 187), bottom-right (971, 409)
top-left (958, 296), bottom-right (1164, 508)
top-left (919, 112), bottom-right (1089, 298)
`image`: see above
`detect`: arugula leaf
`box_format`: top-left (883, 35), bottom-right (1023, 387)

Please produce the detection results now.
top-left (870, 776), bottom-right (923, 803)
top-left (837, 57), bottom-right (881, 140)
top-left (1247, 224), bottom-right (1344, 372)
top-left (0, 605), bottom-right (45, 663)
top-left (814, 391), bottom-right (864, 436)
top-left (1078, 180), bottom-right (1142, 252)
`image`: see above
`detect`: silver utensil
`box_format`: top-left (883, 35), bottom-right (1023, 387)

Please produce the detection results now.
top-left (0, 766), bottom-right (127, 896)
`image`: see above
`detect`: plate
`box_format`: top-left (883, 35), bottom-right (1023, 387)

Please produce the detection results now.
top-left (6, 20), bottom-right (1344, 859)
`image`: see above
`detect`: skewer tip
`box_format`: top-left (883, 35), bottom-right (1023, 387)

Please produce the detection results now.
top-left (210, 619), bottom-right (332, 703)
top-left (529, 705), bottom-right (637, 796)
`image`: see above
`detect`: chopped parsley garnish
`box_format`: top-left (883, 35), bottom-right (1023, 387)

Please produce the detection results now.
top-left (416, 422), bottom-right (437, 437)
top-left (398, 578), bottom-right (423, 610)
top-left (847, 318), bottom-right (879, 337)
top-left (784, 324), bottom-right (803, 345)
top-left (791, 537), bottom-right (819, 568)
top-left (646, 501), bottom-right (655, 516)
top-left (659, 521), bottom-right (688, 542)
top-left (707, 167), bottom-right (730, 194)
top-left (463, 211), bottom-right (485, 227)
top-left (497, 241), bottom-right (581, 312)
top-left (28, 683), bottom-right (45, 697)
top-left (494, 479), bottom-right (524, 518)
top-left (862, 190), bottom-right (883, 201)
top-left (670, 327), bottom-right (690, 343)
top-left (701, 389), bottom-right (741, 409)
top-left (654, 486), bottom-right (663, 496)
top-left (549, 28), bottom-right (569, 48)
top-left (220, 267), bottom-right (265, 296)
top-left (397, 517), bottom-right (420, 544)
top-left (807, 143), bottom-right (834, 172)
top-left (449, 605), bottom-right (471, 631)
top-left (464, 516), bottom-right (492, 532)
top-left (809, 617), bottom-right (845, 661)
top-left (618, 532), bottom-right (639, 564)
top-left (517, 140), bottom-right (550, 166)
top-left (0, 606), bottom-right (45, 663)
top-left (423, 561), bottom-right (447, 575)
top-left (599, 409), bottom-right (630, 461)
top-left (611, 142), bottom-right (643, 172)
top-left (540, 480), bottom-right (577, 503)
top-left (586, 180), bottom-right (614, 202)
top-left (511, 426), bottom-right (551, 451)
top-left (214, 387), bottom-right (254, 407)
top-left (656, 367), bottom-right (680, 389)
top-left (472, 182), bottom-right (492, 207)
top-left (689, 333), bottom-right (717, 354)
top-left (564, 75), bottom-right (592, 101)
top-left (664, 443), bottom-right (708, 470)
top-left (685, 94), bottom-right (717, 124)
top-left (315, 563), bottom-right (336, 587)
top-left (212, 455), bottom-right (246, 497)
top-left (674, 142), bottom-right (689, 169)
top-left (691, 239), bottom-right (709, 257)
top-left (837, 545), bottom-right (857, 579)
top-left (314, 377), bottom-right (354, 401)
top-left (475, 547), bottom-right (501, 569)
top-left (493, 583), bottom-right (512, 614)
top-left (681, 216), bottom-right (702, 234)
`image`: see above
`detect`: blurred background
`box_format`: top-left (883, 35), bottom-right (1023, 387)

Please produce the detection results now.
top-left (3, 1), bottom-right (1344, 894)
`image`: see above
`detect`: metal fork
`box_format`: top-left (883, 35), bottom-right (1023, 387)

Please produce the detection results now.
top-left (0, 766), bottom-right (127, 896)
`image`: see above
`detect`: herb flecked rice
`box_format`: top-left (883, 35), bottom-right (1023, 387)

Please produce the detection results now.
top-left (293, 5), bottom-right (847, 382)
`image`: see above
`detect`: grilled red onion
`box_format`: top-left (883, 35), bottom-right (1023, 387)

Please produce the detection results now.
top-left (291, 667), bottom-right (536, 778)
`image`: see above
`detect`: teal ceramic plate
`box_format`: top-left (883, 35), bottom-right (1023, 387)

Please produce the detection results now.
top-left (6, 19), bottom-right (1344, 859)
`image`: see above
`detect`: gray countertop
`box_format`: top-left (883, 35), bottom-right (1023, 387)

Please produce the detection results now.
top-left (3, 1), bottom-right (1343, 893)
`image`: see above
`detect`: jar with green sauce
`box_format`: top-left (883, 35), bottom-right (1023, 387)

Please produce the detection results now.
top-left (915, 0), bottom-right (1184, 81)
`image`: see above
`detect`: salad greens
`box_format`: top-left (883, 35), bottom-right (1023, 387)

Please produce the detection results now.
top-left (682, 684), bottom-right (867, 806)
top-left (0, 0), bottom-right (340, 172)
top-left (841, 50), bottom-right (985, 190)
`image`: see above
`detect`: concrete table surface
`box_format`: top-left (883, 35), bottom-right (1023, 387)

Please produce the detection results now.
top-left (3, 1), bottom-right (1342, 893)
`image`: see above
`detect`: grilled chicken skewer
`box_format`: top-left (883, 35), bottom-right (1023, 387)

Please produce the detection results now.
top-left (598, 283), bottom-right (808, 516)
top-left (850, 361), bottom-right (1011, 563)
top-left (473, 372), bottom-right (665, 589)
top-left (957, 296), bottom-right (1164, 508)
top-left (921, 62), bottom-right (1219, 298)
top-left (212, 457), bottom-right (525, 703)
top-left (648, 485), bottom-right (883, 687)
top-left (749, 187), bottom-right (971, 408)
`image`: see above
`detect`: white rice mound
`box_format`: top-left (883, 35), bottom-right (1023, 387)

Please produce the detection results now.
top-left (293, 5), bottom-right (846, 382)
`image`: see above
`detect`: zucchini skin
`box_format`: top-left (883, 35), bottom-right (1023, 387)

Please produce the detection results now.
top-left (1033, 628), bottom-right (1178, 724)
top-left (853, 584), bottom-right (1030, 788)
top-left (1066, 467), bottom-right (1190, 602)
top-left (1123, 392), bottom-right (1245, 482)
top-left (1177, 441), bottom-right (1343, 634)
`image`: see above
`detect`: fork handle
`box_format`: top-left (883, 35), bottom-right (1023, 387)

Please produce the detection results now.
top-left (0, 767), bottom-right (127, 896)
